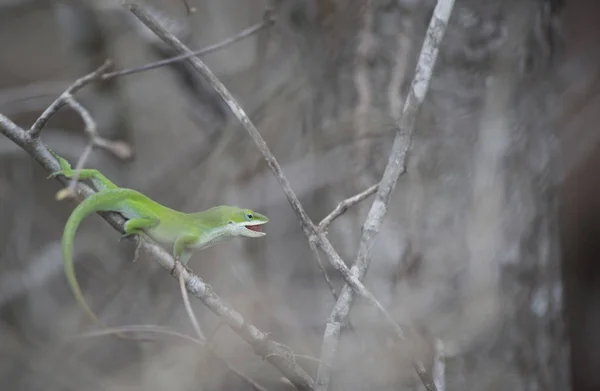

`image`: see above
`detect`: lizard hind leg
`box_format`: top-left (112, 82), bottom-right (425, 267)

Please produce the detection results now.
top-left (123, 217), bottom-right (159, 236)
top-left (122, 217), bottom-right (159, 262)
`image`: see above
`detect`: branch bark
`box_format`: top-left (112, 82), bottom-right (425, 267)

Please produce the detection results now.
top-left (316, 1), bottom-right (456, 390)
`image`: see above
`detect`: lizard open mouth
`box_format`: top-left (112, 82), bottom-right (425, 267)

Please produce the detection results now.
top-left (246, 224), bottom-right (263, 232)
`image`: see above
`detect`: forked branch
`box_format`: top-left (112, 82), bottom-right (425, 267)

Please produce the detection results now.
top-left (125, 2), bottom-right (445, 390)
top-left (23, 60), bottom-right (132, 199)
top-left (318, 184), bottom-right (379, 231)
top-left (316, 1), bottom-right (456, 390)
top-left (29, 60), bottom-right (111, 138)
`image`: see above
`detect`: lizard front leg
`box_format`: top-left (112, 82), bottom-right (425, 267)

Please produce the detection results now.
top-left (47, 151), bottom-right (119, 192)
top-left (171, 234), bottom-right (198, 277)
top-left (49, 168), bottom-right (119, 192)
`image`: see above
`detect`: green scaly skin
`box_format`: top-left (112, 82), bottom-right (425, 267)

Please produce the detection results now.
top-left (47, 149), bottom-right (268, 323)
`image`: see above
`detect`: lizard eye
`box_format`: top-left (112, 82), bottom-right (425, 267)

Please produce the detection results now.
top-left (245, 212), bottom-right (253, 220)
top-left (228, 221), bottom-right (234, 225)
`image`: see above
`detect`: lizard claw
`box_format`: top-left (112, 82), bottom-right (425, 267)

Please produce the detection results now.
top-left (47, 171), bottom-right (66, 180)
top-left (119, 233), bottom-right (143, 262)
top-left (119, 233), bottom-right (136, 242)
top-left (170, 261), bottom-right (180, 277)
top-left (132, 237), bottom-right (143, 263)
top-left (171, 259), bottom-right (192, 276)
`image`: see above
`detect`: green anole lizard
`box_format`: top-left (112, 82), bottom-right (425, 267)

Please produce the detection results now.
top-left (48, 150), bottom-right (268, 323)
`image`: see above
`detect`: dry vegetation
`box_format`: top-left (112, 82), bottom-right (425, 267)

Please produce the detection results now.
top-left (2, 0), bottom-right (599, 390)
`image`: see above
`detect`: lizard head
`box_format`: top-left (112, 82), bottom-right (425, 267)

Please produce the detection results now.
top-left (224, 207), bottom-right (269, 238)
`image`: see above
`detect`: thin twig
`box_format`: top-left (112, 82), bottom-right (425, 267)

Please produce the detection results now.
top-left (312, 183), bottom-right (379, 306)
top-left (433, 339), bottom-right (445, 391)
top-left (308, 236), bottom-right (339, 301)
top-left (316, 1), bottom-right (456, 390)
top-left (58, 97), bottom-right (96, 199)
top-left (65, 97), bottom-right (95, 136)
top-left (294, 355), bottom-right (332, 368)
top-left (0, 114), bottom-right (315, 391)
top-left (101, 15), bottom-right (274, 81)
top-left (318, 184), bottom-right (379, 231)
top-left (0, 81), bottom-right (71, 115)
top-left (206, 319), bottom-right (228, 348)
top-left (308, 235), bottom-right (357, 335)
top-left (75, 324), bottom-right (203, 344)
top-left (181, 0), bottom-right (196, 15)
top-left (29, 60), bottom-right (112, 138)
top-left (308, 236), bottom-right (358, 334)
top-left (56, 96), bottom-right (132, 200)
top-left (177, 261), bottom-right (206, 340)
top-left (126, 3), bottom-right (440, 390)
top-left (75, 325), bottom-right (270, 391)
top-left (24, 61), bottom-right (131, 200)
top-left (0, 17), bottom-right (272, 117)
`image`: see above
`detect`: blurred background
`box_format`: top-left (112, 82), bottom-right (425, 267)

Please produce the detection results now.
top-left (0, 0), bottom-right (599, 390)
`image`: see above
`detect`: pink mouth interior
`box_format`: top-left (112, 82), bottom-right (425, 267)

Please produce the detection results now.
top-left (247, 224), bottom-right (262, 232)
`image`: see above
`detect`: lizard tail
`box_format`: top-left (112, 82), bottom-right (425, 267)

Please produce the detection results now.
top-left (62, 188), bottom-right (138, 324)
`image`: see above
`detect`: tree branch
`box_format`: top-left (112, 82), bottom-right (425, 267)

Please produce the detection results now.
top-left (0, 15), bottom-right (273, 122)
top-left (21, 60), bottom-right (131, 200)
top-left (318, 184), bottom-right (379, 231)
top-left (0, 114), bottom-right (316, 391)
top-left (125, 3), bottom-right (441, 390)
top-left (308, 236), bottom-right (339, 301)
top-left (57, 95), bottom-right (131, 199)
top-left (316, 1), bottom-right (456, 390)
top-left (124, 2), bottom-right (384, 314)
top-left (76, 324), bottom-right (270, 391)
top-left (124, 1), bottom-right (390, 330)
top-left (28, 60), bottom-right (112, 138)
top-left (177, 261), bottom-right (206, 341)
top-left (101, 10), bottom-right (274, 81)
top-left (310, 184), bottom-right (381, 331)
top-left (433, 339), bottom-right (446, 391)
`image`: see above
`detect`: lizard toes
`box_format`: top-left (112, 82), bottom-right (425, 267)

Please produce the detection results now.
top-left (119, 233), bottom-right (136, 242)
top-left (47, 171), bottom-right (63, 179)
